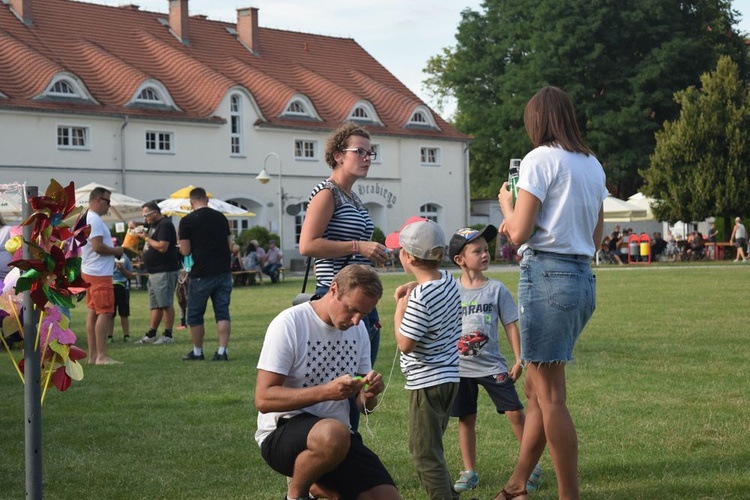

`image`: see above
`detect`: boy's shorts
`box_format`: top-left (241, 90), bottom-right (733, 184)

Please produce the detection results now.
top-left (113, 284), bottom-right (130, 317)
top-left (260, 413), bottom-right (396, 497)
top-left (82, 273), bottom-right (115, 315)
top-left (451, 374), bottom-right (523, 418)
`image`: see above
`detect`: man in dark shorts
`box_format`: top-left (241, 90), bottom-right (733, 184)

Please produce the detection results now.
top-left (178, 187), bottom-right (233, 361)
top-left (255, 265), bottom-right (400, 500)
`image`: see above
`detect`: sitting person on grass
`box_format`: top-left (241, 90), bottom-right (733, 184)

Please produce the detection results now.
top-left (254, 265), bottom-right (401, 500)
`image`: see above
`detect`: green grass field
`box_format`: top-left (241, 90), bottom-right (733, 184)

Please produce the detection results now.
top-left (1, 264), bottom-right (749, 499)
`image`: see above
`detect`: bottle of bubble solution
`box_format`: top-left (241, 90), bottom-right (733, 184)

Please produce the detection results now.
top-left (508, 158), bottom-right (521, 206)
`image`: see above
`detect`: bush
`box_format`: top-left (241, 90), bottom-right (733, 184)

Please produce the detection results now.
top-left (236, 226), bottom-right (279, 252)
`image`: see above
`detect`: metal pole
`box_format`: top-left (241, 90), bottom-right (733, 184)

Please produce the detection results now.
top-left (262, 152), bottom-right (283, 253)
top-left (23, 185), bottom-right (42, 499)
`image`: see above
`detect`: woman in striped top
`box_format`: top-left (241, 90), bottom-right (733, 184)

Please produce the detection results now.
top-left (299, 122), bottom-right (389, 430)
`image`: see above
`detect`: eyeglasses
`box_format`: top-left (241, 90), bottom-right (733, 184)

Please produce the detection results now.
top-left (342, 148), bottom-right (377, 160)
top-left (143, 210), bottom-right (156, 218)
top-left (100, 197), bottom-right (111, 205)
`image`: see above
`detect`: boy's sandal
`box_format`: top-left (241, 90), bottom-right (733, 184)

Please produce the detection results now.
top-left (496, 488), bottom-right (528, 499)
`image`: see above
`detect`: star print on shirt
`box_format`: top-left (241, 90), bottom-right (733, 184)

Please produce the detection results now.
top-left (305, 338), bottom-right (360, 386)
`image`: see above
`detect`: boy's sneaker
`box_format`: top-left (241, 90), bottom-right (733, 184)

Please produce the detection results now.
top-left (453, 469), bottom-right (479, 492)
top-left (153, 336), bottom-right (174, 345)
top-left (211, 351), bottom-right (228, 361)
top-left (107, 336), bottom-right (115, 344)
top-left (123, 335), bottom-right (131, 342)
top-left (526, 463), bottom-right (543, 492)
top-left (135, 335), bottom-right (156, 344)
top-left (182, 351), bottom-right (204, 361)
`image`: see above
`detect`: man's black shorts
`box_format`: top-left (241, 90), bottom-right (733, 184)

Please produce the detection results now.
top-left (260, 413), bottom-right (395, 497)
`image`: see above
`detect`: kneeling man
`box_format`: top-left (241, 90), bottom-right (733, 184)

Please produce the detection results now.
top-left (255, 265), bottom-right (401, 500)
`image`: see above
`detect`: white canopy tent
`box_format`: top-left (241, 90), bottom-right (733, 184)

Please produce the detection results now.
top-left (627, 192), bottom-right (659, 221)
top-left (603, 195), bottom-right (647, 222)
top-left (74, 183), bottom-right (146, 222)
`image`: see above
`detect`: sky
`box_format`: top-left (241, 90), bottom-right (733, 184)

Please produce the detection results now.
top-left (77, 0), bottom-right (750, 118)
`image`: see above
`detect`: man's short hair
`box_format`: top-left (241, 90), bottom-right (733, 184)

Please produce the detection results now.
top-left (189, 187), bottom-right (208, 201)
top-left (141, 201), bottom-right (161, 213)
top-left (333, 265), bottom-right (383, 300)
top-left (89, 186), bottom-right (111, 202)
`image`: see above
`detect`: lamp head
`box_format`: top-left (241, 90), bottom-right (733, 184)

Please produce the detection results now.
top-left (256, 168), bottom-right (271, 184)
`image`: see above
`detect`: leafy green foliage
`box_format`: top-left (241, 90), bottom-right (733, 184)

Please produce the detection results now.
top-left (424, 0), bottom-right (747, 198)
top-left (643, 56), bottom-right (750, 223)
top-left (236, 226), bottom-right (279, 252)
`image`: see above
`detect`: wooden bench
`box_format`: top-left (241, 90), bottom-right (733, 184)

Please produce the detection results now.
top-left (231, 270), bottom-right (262, 285)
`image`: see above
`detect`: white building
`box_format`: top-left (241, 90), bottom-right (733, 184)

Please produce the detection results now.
top-left (0, 0), bottom-right (471, 262)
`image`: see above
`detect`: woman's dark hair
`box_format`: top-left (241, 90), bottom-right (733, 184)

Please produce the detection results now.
top-left (245, 242), bottom-right (257, 254)
top-left (324, 122), bottom-right (370, 169)
top-left (524, 86), bottom-right (593, 156)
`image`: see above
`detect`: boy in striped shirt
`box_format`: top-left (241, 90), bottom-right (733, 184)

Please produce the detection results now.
top-left (386, 217), bottom-right (462, 500)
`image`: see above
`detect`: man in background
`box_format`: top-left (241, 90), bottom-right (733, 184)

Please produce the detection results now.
top-left (81, 187), bottom-right (124, 365)
top-left (263, 239), bottom-right (283, 283)
top-left (132, 202), bottom-right (181, 345)
top-left (178, 187), bottom-right (233, 361)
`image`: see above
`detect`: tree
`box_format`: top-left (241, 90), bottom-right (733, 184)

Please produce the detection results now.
top-left (423, 0), bottom-right (747, 199)
top-left (641, 56), bottom-right (750, 225)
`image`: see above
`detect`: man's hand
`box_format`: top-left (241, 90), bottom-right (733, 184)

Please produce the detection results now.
top-left (326, 374), bottom-right (366, 401)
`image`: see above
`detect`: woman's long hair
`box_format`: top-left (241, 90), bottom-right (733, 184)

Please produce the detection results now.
top-left (524, 86), bottom-right (593, 156)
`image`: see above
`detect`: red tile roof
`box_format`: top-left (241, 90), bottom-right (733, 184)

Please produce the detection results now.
top-left (0, 0), bottom-right (469, 139)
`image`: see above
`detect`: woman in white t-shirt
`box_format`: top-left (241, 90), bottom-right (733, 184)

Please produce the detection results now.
top-left (496, 87), bottom-right (607, 500)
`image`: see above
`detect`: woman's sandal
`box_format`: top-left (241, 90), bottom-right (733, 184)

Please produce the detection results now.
top-left (496, 488), bottom-right (528, 499)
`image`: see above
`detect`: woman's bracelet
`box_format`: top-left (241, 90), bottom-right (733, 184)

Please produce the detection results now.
top-left (352, 240), bottom-right (359, 255)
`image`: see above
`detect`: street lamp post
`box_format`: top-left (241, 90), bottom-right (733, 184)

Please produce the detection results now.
top-left (255, 152), bottom-right (283, 252)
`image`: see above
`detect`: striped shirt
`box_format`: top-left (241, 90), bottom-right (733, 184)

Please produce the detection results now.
top-left (308, 180), bottom-right (375, 288)
top-left (398, 270), bottom-right (462, 390)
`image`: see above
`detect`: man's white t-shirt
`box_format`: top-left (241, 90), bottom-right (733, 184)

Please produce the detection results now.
top-left (255, 302), bottom-right (371, 446)
top-left (81, 211), bottom-right (114, 276)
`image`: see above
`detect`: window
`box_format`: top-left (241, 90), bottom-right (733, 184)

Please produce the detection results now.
top-left (353, 106), bottom-right (369, 119)
top-left (406, 105), bottom-right (439, 129)
top-left (286, 101), bottom-right (306, 114)
top-left (50, 80), bottom-right (77, 97)
top-left (227, 200), bottom-right (252, 236)
top-left (136, 87), bottom-right (163, 103)
top-left (370, 143), bottom-right (381, 163)
top-left (294, 139), bottom-right (317, 160)
top-left (230, 94), bottom-right (243, 155)
top-left (420, 203), bottom-right (440, 223)
top-left (146, 131), bottom-right (174, 153)
top-left (294, 202), bottom-right (309, 245)
top-left (280, 95), bottom-right (320, 120)
top-left (420, 147), bottom-right (440, 165)
top-left (57, 126), bottom-right (89, 150)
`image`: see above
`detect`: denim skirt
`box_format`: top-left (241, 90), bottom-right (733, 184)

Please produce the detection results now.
top-left (518, 248), bottom-right (596, 363)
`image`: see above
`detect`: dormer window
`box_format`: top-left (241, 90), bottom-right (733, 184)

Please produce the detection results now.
top-left (50, 80), bottom-right (77, 97)
top-left (406, 105), bottom-right (440, 130)
top-left (353, 107), bottom-right (369, 119)
top-left (347, 100), bottom-right (383, 125)
top-left (280, 95), bottom-right (320, 121)
top-left (39, 73), bottom-right (97, 103)
top-left (137, 87), bottom-right (163, 103)
top-left (128, 80), bottom-right (179, 110)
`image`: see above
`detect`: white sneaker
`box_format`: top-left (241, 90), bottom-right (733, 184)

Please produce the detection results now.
top-left (153, 336), bottom-right (174, 345)
top-left (134, 335), bottom-right (156, 344)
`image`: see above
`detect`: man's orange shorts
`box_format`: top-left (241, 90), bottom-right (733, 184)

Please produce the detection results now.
top-left (82, 273), bottom-right (115, 314)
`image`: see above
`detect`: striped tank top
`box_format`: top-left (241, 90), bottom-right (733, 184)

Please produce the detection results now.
top-left (308, 179), bottom-right (375, 288)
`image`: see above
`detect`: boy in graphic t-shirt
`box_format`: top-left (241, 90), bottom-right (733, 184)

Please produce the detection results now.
top-left (386, 216), bottom-right (462, 500)
top-left (447, 225), bottom-right (542, 494)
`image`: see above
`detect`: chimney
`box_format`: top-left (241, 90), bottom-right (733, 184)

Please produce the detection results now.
top-left (9, 0), bottom-right (33, 25)
top-left (237, 7), bottom-right (259, 55)
top-left (169, 0), bottom-right (189, 44)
